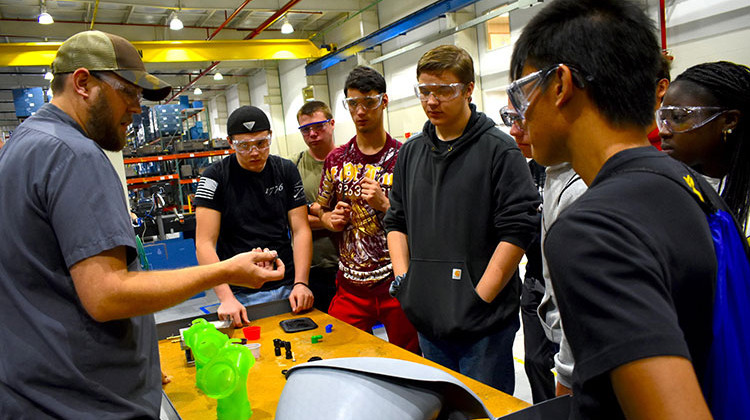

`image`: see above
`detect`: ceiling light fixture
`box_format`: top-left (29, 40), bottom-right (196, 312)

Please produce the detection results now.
top-left (38, 1), bottom-right (54, 25)
top-left (213, 72), bottom-right (224, 81)
top-left (194, 87), bottom-right (203, 95)
top-left (170, 0), bottom-right (184, 30)
top-left (169, 13), bottom-right (184, 30)
top-left (43, 70), bottom-right (53, 80)
top-left (281, 17), bottom-right (294, 34)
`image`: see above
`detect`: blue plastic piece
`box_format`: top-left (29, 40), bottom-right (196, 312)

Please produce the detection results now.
top-left (325, 324), bottom-right (333, 334)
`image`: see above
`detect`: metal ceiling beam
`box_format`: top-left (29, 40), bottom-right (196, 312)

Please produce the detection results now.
top-left (0, 39), bottom-right (325, 67)
top-left (304, 0), bottom-right (480, 76)
top-left (124, 5), bottom-right (135, 24)
top-left (369, 0), bottom-right (541, 65)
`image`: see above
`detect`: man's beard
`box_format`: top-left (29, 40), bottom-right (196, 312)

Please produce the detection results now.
top-left (84, 94), bottom-right (127, 152)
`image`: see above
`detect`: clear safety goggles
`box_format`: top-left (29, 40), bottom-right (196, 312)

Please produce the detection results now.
top-left (499, 106), bottom-right (523, 128)
top-left (655, 106), bottom-right (727, 134)
top-left (342, 93), bottom-right (385, 111)
top-left (507, 64), bottom-right (592, 120)
top-left (231, 135), bottom-right (272, 153)
top-left (298, 119), bottom-right (331, 135)
top-left (92, 71), bottom-right (143, 106)
top-left (413, 83), bottom-right (466, 102)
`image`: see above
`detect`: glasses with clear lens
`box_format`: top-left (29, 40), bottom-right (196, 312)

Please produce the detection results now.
top-left (506, 64), bottom-right (593, 121)
top-left (499, 106), bottom-right (523, 128)
top-left (413, 83), bottom-right (466, 102)
top-left (93, 72), bottom-right (143, 106)
top-left (343, 93), bottom-right (385, 111)
top-left (232, 136), bottom-right (272, 152)
top-left (299, 119), bottom-right (331, 135)
top-left (655, 106), bottom-right (727, 134)
top-left (506, 66), bottom-right (558, 120)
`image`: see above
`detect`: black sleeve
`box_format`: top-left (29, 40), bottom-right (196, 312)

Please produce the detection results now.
top-left (193, 161), bottom-right (224, 212)
top-left (492, 146), bottom-right (541, 250)
top-left (384, 141), bottom-right (409, 234)
top-left (545, 207), bottom-right (691, 384)
top-left (282, 158), bottom-right (307, 211)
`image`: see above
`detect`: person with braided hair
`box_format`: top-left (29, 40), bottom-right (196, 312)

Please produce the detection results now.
top-left (658, 61), bottom-right (750, 233)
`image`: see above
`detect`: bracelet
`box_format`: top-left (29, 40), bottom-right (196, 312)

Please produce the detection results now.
top-left (293, 282), bottom-right (312, 291)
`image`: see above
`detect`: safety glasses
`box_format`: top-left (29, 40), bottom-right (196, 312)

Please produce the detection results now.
top-left (91, 71), bottom-right (143, 106)
top-left (507, 64), bottom-right (592, 120)
top-left (343, 93), bottom-right (385, 111)
top-left (655, 106), bottom-right (728, 134)
top-left (231, 135), bottom-right (272, 153)
top-left (298, 119), bottom-right (331, 135)
top-left (413, 83), bottom-right (466, 102)
top-left (499, 106), bottom-right (523, 128)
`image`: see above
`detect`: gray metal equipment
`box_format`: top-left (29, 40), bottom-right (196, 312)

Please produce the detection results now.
top-left (275, 357), bottom-right (496, 420)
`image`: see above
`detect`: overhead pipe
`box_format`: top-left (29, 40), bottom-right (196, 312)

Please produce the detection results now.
top-left (305, 0), bottom-right (480, 76)
top-left (369, 0), bottom-right (540, 65)
top-left (90, 0), bottom-right (100, 30)
top-left (307, 0), bottom-right (384, 42)
top-left (244, 0), bottom-right (304, 40)
top-left (164, 0), bottom-right (301, 104)
top-left (207, 0), bottom-right (254, 40)
top-left (659, 0), bottom-right (668, 52)
top-left (165, 0), bottom-right (304, 103)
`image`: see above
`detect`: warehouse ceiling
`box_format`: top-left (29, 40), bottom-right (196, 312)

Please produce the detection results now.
top-left (0, 0), bottom-right (369, 125)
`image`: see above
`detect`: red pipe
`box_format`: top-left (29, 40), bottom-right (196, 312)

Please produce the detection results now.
top-left (164, 61), bottom-right (221, 104)
top-left (165, 0), bottom-right (304, 103)
top-left (659, 0), bottom-right (667, 52)
top-left (244, 0), bottom-right (304, 40)
top-left (208, 0), bottom-right (254, 40)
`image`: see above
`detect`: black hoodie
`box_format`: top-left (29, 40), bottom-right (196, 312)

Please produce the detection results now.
top-left (384, 104), bottom-right (541, 340)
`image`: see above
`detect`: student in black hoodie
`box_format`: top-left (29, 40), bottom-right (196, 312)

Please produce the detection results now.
top-left (384, 45), bottom-right (540, 393)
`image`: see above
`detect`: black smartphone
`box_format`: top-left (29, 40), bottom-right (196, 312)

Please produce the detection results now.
top-left (279, 317), bottom-right (318, 333)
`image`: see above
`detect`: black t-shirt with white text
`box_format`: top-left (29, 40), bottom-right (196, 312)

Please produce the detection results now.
top-left (194, 154), bottom-right (306, 292)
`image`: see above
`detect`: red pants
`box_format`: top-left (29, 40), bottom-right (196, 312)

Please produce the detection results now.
top-left (328, 277), bottom-right (420, 354)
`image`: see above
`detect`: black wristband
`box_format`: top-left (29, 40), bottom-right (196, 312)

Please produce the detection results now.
top-left (293, 282), bottom-right (311, 291)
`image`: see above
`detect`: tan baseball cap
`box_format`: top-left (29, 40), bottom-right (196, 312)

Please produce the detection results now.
top-left (51, 30), bottom-right (172, 101)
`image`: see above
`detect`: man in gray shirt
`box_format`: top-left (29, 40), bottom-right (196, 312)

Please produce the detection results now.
top-left (0, 30), bottom-right (283, 419)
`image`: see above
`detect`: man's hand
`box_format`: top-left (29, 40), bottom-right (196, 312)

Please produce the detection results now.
top-left (360, 177), bottom-right (390, 212)
top-left (289, 283), bottom-right (314, 313)
top-left (252, 247), bottom-right (278, 270)
top-left (325, 201), bottom-right (352, 231)
top-left (217, 295), bottom-right (250, 327)
top-left (225, 250), bottom-right (285, 288)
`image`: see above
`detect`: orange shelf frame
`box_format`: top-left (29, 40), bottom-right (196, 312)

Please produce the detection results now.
top-left (123, 148), bottom-right (233, 165)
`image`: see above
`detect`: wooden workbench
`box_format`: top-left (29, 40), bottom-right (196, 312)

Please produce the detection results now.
top-left (159, 309), bottom-right (530, 419)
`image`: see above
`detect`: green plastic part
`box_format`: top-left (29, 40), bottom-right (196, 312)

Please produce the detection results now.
top-left (311, 334), bottom-right (323, 344)
top-left (183, 318), bottom-right (229, 386)
top-left (197, 340), bottom-right (256, 420)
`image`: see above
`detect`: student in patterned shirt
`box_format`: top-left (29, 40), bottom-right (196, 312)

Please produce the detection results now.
top-left (314, 66), bottom-right (419, 353)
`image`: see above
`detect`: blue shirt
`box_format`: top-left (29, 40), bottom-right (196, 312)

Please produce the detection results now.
top-left (0, 103), bottom-right (160, 418)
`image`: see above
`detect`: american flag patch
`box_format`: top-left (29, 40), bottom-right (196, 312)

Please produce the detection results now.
top-left (195, 177), bottom-right (219, 200)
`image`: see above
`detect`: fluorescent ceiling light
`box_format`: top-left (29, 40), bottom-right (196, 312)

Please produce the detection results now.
top-left (213, 72), bottom-right (223, 81)
top-left (194, 87), bottom-right (203, 95)
top-left (43, 70), bottom-right (53, 80)
top-left (281, 18), bottom-right (294, 34)
top-left (169, 15), bottom-right (184, 30)
top-left (38, 11), bottom-right (54, 25)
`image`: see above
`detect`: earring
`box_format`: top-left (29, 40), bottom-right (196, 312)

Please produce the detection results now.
top-left (723, 129), bottom-right (732, 142)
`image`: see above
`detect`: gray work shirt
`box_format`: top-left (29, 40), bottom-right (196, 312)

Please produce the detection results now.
top-left (0, 103), bottom-right (160, 419)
